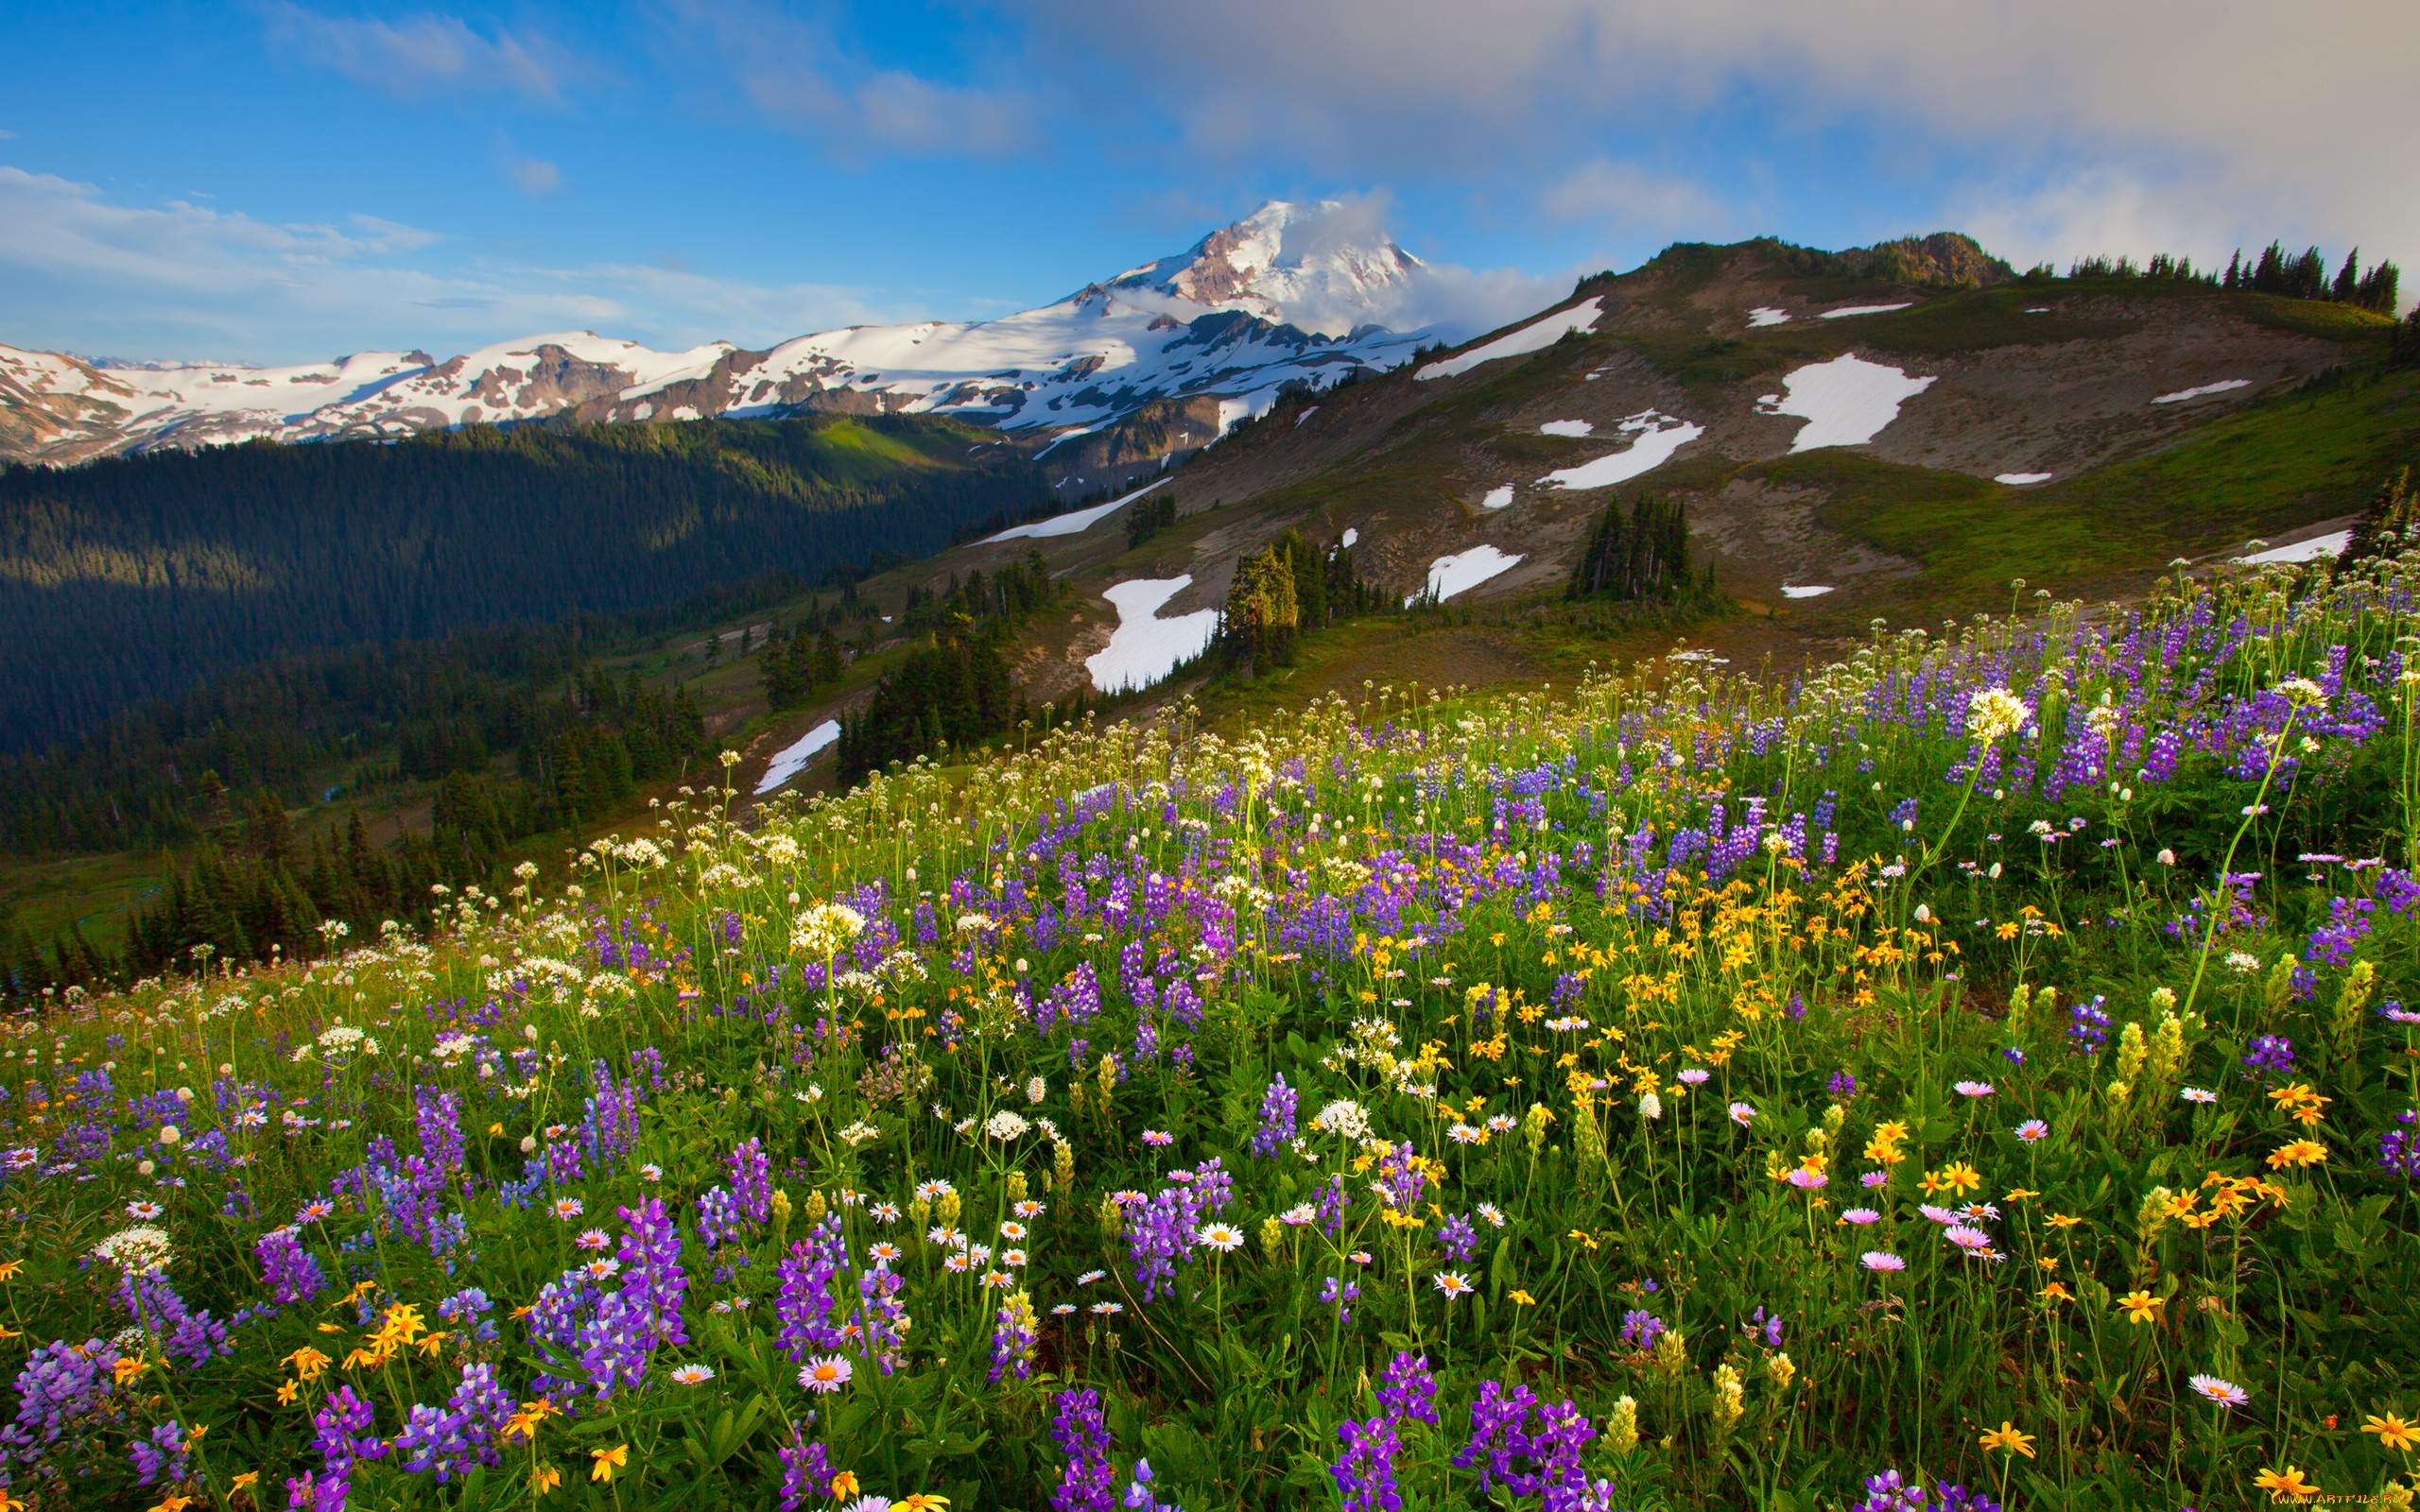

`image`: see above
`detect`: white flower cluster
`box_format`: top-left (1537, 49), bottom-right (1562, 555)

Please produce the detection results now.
top-left (1967, 687), bottom-right (2033, 743)
top-left (792, 902), bottom-right (868, 957)
top-left (92, 1224), bottom-right (173, 1273)
top-left (1311, 1099), bottom-right (1373, 1141)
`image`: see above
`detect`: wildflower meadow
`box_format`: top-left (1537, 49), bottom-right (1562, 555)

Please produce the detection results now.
top-left (8, 552), bottom-right (2420, 1512)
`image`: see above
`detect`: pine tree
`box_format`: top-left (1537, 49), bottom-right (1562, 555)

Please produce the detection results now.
top-left (2252, 242), bottom-right (2286, 293)
top-left (1219, 545), bottom-right (1302, 674)
top-left (2222, 249), bottom-right (2243, 290)
top-left (2332, 248), bottom-right (2361, 303)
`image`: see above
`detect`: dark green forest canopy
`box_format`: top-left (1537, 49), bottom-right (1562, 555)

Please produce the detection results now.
top-left (0, 415), bottom-right (1056, 751)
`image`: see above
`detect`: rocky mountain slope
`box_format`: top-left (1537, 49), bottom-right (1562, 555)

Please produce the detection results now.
top-left (0, 201), bottom-right (1428, 469)
top-left (833, 233), bottom-right (2411, 737)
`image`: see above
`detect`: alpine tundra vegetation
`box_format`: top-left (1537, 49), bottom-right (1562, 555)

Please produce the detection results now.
top-left (6, 544), bottom-right (2420, 1510)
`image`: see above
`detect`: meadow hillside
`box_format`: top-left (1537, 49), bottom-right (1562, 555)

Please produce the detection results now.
top-left (4, 543), bottom-right (2418, 1510)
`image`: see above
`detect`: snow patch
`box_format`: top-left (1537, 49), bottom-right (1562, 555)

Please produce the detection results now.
top-left (2235, 530), bottom-right (2351, 565)
top-left (1087, 577), bottom-right (1220, 694)
top-left (755, 719), bottom-right (841, 796)
top-left (1995, 472), bottom-right (2054, 486)
top-left (1780, 585), bottom-right (1834, 599)
top-left (1294, 406), bottom-right (1319, 427)
top-left (1817, 303), bottom-right (1913, 319)
top-left (1482, 486), bottom-right (1514, 509)
top-left (1416, 298), bottom-right (1602, 381)
top-left (1409, 545), bottom-right (1524, 606)
top-left (2151, 379), bottom-right (2253, 405)
top-left (1747, 307), bottom-right (1790, 327)
top-left (1340, 528), bottom-right (1358, 548)
top-left (1538, 410), bottom-right (1704, 490)
top-left (1759, 355), bottom-right (1936, 453)
top-left (1032, 425), bottom-right (1101, 459)
top-left (1540, 419), bottom-right (1594, 438)
top-left (2025, 307), bottom-right (2051, 314)
top-left (983, 478), bottom-right (1169, 543)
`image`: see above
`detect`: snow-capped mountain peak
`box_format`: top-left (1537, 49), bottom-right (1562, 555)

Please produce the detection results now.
top-left (2, 206), bottom-right (1438, 466)
top-left (1107, 199), bottom-right (1426, 337)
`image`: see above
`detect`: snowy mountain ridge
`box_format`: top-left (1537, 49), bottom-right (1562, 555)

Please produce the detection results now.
top-left (0, 201), bottom-right (1436, 467)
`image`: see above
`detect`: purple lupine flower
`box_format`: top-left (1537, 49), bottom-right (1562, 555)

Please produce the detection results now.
top-left (1051, 1387), bottom-right (1116, 1512)
top-left (5, 1335), bottom-right (119, 1463)
top-left (776, 1428), bottom-right (834, 1512)
top-left (1332, 1413), bottom-right (1403, 1512)
top-left (129, 1419), bottom-right (191, 1486)
top-left (1748, 1307), bottom-right (1784, 1349)
top-left (618, 1196), bottom-right (689, 1348)
top-left (1828, 1071), bottom-right (1858, 1100)
top-left (414, 1087), bottom-right (466, 1177)
top-left (989, 1296), bottom-right (1038, 1383)
top-left (255, 1226), bottom-right (327, 1306)
top-left (2379, 1109), bottom-right (2420, 1181)
top-left (1458, 1380), bottom-right (1596, 1501)
top-left (2242, 1034), bottom-right (2296, 1081)
top-left (2066, 996), bottom-right (2112, 1056)
top-left (728, 1138), bottom-right (773, 1225)
top-left (1377, 1352), bottom-right (1440, 1427)
top-left (395, 1362), bottom-right (514, 1482)
top-left (1937, 1486), bottom-right (2003, 1512)
top-left (1248, 1074), bottom-right (1298, 1158)
top-left (116, 1268), bottom-right (231, 1367)
top-left (1315, 1174), bottom-right (1347, 1238)
top-left (314, 1385), bottom-right (383, 1477)
top-left (1618, 1309), bottom-right (1667, 1350)
top-left (1458, 1379), bottom-right (1540, 1492)
top-left (1320, 1275), bottom-right (1361, 1324)
top-left (285, 1470), bottom-right (350, 1511)
top-left (1435, 1211), bottom-right (1478, 1265)
top-left (1120, 1456), bottom-right (1182, 1512)
top-left (1858, 1469), bottom-right (1929, 1512)
top-left (774, 1217), bottom-right (853, 1359)
top-left (437, 1287), bottom-right (498, 1345)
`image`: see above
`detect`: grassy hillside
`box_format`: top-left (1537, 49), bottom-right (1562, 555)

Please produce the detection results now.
top-left (8, 550), bottom-right (2417, 1509)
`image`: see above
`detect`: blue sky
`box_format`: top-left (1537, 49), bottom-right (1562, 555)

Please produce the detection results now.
top-left (2, 1), bottom-right (2409, 363)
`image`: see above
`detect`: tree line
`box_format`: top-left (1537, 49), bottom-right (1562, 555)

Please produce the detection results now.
top-left (834, 554), bottom-right (1068, 782)
top-left (2064, 240), bottom-right (2401, 315)
top-left (0, 414), bottom-right (1052, 751)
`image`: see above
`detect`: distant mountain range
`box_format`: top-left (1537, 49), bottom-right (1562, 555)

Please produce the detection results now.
top-left (0, 201), bottom-right (1446, 468)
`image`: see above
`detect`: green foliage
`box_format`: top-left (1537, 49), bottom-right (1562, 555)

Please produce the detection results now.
top-left (1219, 542), bottom-right (1301, 676)
top-left (1567, 492), bottom-right (1703, 603)
top-left (1124, 489), bottom-right (1180, 550)
top-left (0, 415), bottom-right (1051, 751)
top-left (2337, 465), bottom-right (2419, 576)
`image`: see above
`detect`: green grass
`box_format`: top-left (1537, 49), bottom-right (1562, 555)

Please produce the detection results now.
top-left (1800, 365), bottom-right (2420, 601)
top-left (0, 850), bottom-right (167, 949)
top-left (1859, 288), bottom-right (2138, 353)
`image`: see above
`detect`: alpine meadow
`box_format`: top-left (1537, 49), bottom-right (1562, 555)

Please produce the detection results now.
top-left (5, 5), bottom-right (2420, 1512)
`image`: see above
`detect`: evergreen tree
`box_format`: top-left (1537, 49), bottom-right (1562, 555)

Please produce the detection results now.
top-left (2332, 249), bottom-right (2361, 303)
top-left (1568, 493), bottom-right (1699, 602)
top-left (1219, 544), bottom-right (1302, 675)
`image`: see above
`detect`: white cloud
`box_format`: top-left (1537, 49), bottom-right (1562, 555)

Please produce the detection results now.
top-left (1277, 193), bottom-right (1570, 338)
top-left (0, 166), bottom-right (897, 362)
top-left (660, 0), bottom-right (1038, 159)
top-left (505, 156), bottom-right (564, 196)
top-left (260, 2), bottom-right (579, 103)
top-left (1002, 0), bottom-right (2419, 298)
top-left (1542, 159), bottom-right (1730, 234)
